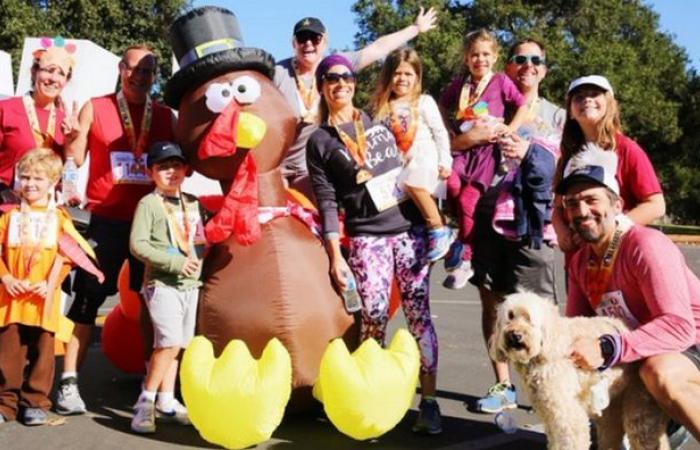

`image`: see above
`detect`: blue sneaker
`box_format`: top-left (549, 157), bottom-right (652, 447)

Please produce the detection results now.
top-left (22, 408), bottom-right (47, 426)
top-left (426, 227), bottom-right (454, 262)
top-left (474, 382), bottom-right (517, 414)
top-left (443, 241), bottom-right (464, 271)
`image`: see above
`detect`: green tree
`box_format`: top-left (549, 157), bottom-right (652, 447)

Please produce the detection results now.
top-left (351, 0), bottom-right (465, 107)
top-left (352, 0), bottom-right (696, 222)
top-left (662, 70), bottom-right (700, 223)
top-left (0, 0), bottom-right (189, 89)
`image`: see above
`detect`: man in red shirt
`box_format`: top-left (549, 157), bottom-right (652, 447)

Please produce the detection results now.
top-left (59, 45), bottom-right (174, 415)
top-left (561, 151), bottom-right (700, 443)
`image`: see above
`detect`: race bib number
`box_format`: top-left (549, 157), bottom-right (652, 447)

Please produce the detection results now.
top-left (110, 151), bottom-right (150, 185)
top-left (365, 167), bottom-right (407, 212)
top-left (7, 211), bottom-right (57, 248)
top-left (595, 290), bottom-right (640, 329)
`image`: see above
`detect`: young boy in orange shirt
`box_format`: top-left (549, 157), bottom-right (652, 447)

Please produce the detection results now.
top-left (0, 148), bottom-right (100, 425)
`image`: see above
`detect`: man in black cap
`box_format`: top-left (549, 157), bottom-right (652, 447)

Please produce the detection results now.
top-left (274, 7), bottom-right (438, 200)
top-left (559, 151), bottom-right (700, 444)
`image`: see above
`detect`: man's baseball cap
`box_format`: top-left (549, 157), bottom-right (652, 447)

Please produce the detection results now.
top-left (147, 141), bottom-right (186, 168)
top-left (293, 17), bottom-right (326, 35)
top-left (566, 75), bottom-right (614, 96)
top-left (556, 145), bottom-right (620, 195)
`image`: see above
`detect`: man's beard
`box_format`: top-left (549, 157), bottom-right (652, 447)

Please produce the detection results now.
top-left (573, 214), bottom-right (607, 243)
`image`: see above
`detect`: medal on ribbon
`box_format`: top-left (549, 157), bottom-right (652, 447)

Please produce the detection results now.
top-left (330, 109), bottom-right (372, 184)
top-left (116, 91), bottom-right (153, 163)
top-left (23, 95), bottom-right (56, 148)
top-left (456, 71), bottom-right (493, 121)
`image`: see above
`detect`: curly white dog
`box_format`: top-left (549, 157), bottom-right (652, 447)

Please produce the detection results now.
top-left (490, 292), bottom-right (669, 450)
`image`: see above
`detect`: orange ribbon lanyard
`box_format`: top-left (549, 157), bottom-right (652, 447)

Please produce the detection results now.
top-left (389, 100), bottom-right (419, 154)
top-left (116, 91), bottom-right (153, 159)
top-left (23, 95), bottom-right (56, 148)
top-left (158, 191), bottom-right (192, 257)
top-left (19, 202), bottom-right (55, 275)
top-left (330, 109), bottom-right (367, 167)
top-left (586, 228), bottom-right (624, 310)
top-left (292, 58), bottom-right (317, 111)
top-left (456, 71), bottom-right (493, 120)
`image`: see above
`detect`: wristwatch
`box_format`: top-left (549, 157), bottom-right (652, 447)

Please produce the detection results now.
top-left (598, 335), bottom-right (615, 371)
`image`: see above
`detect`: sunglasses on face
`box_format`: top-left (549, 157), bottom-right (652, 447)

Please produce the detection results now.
top-left (323, 72), bottom-right (356, 84)
top-left (509, 54), bottom-right (546, 66)
top-left (295, 32), bottom-right (323, 45)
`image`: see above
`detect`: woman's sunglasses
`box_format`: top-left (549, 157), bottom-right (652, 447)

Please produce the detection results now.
top-left (509, 54), bottom-right (546, 66)
top-left (295, 32), bottom-right (323, 45)
top-left (323, 72), bottom-right (356, 84)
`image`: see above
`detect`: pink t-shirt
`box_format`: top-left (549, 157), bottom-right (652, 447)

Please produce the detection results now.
top-left (566, 225), bottom-right (700, 363)
top-left (614, 133), bottom-right (662, 210)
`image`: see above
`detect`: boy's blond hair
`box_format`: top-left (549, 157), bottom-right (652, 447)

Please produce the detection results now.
top-left (17, 148), bottom-right (63, 183)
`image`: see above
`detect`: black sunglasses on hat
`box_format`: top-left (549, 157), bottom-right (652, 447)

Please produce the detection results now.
top-left (509, 54), bottom-right (546, 66)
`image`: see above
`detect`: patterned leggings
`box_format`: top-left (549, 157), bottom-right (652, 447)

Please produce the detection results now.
top-left (347, 229), bottom-right (438, 375)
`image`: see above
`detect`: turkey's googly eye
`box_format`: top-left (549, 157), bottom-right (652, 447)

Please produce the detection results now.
top-left (231, 76), bottom-right (261, 105)
top-left (205, 82), bottom-right (234, 113)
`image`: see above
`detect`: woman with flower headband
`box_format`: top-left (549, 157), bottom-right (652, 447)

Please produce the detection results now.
top-left (306, 54), bottom-right (442, 435)
top-left (0, 38), bottom-right (78, 191)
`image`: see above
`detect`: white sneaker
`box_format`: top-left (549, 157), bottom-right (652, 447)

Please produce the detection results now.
top-left (442, 260), bottom-right (474, 290)
top-left (156, 399), bottom-right (190, 425)
top-left (55, 377), bottom-right (86, 415)
top-left (131, 399), bottom-right (156, 434)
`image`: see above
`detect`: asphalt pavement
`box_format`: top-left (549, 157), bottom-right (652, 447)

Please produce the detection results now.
top-left (0, 247), bottom-right (699, 450)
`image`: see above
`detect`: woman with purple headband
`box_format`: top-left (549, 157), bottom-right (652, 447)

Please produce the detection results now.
top-left (306, 54), bottom-right (442, 435)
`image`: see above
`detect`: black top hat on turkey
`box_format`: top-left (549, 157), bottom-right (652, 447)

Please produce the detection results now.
top-left (164, 6), bottom-right (274, 109)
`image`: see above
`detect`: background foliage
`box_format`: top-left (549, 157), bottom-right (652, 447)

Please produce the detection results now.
top-left (351, 0), bottom-right (700, 223)
top-left (0, 0), bottom-right (189, 93)
top-left (0, 1), bottom-right (697, 222)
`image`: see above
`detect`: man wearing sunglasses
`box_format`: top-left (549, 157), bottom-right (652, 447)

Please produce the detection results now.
top-left (274, 7), bottom-right (437, 201)
top-left (453, 38), bottom-right (566, 414)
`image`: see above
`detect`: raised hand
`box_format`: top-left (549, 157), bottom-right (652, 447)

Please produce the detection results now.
top-left (414, 7), bottom-right (438, 34)
top-left (61, 101), bottom-right (81, 141)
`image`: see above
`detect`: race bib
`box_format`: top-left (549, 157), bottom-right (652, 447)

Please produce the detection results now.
top-left (365, 167), bottom-right (407, 212)
top-left (7, 211), bottom-right (57, 248)
top-left (110, 151), bottom-right (150, 185)
top-left (595, 290), bottom-right (640, 329)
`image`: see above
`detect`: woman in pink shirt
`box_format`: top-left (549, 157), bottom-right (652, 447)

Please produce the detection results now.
top-left (552, 75), bottom-right (665, 252)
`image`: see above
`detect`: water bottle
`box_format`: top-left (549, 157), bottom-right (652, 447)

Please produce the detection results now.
top-left (341, 270), bottom-right (362, 313)
top-left (62, 157), bottom-right (80, 205)
top-left (494, 411), bottom-right (518, 434)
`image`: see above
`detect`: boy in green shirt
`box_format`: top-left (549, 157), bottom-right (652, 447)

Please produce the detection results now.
top-left (129, 141), bottom-right (206, 433)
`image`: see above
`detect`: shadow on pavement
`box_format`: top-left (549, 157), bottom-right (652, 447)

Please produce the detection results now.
top-left (269, 411), bottom-right (546, 450)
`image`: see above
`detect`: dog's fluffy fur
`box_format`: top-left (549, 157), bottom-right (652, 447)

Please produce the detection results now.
top-left (491, 292), bottom-right (669, 450)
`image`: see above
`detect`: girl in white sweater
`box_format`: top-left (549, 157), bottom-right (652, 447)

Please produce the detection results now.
top-left (372, 48), bottom-right (453, 261)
